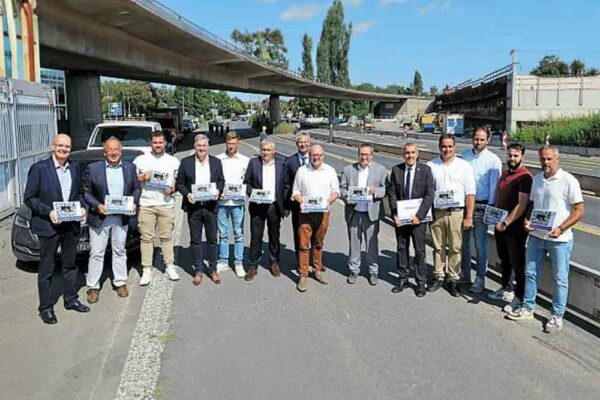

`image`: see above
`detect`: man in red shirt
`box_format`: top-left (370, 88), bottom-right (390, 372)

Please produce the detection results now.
top-left (488, 143), bottom-right (532, 314)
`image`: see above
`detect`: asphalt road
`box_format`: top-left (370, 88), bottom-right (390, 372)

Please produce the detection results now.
top-left (156, 132), bottom-right (600, 400)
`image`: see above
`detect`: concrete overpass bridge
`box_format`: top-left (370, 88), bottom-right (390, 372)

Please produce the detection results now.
top-left (37, 0), bottom-right (432, 147)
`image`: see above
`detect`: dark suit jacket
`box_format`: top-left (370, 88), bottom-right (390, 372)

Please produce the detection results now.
top-left (23, 157), bottom-right (83, 238)
top-left (176, 155), bottom-right (224, 213)
top-left (284, 152), bottom-right (305, 210)
top-left (83, 160), bottom-right (141, 228)
top-left (243, 157), bottom-right (289, 216)
top-left (388, 162), bottom-right (435, 222)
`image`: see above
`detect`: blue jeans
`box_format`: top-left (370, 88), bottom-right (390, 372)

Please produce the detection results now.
top-left (460, 221), bottom-right (489, 280)
top-left (217, 204), bottom-right (245, 263)
top-left (523, 235), bottom-right (573, 317)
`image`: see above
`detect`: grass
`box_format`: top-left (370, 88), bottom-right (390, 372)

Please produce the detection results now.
top-left (511, 114), bottom-right (600, 147)
top-left (152, 331), bottom-right (174, 344)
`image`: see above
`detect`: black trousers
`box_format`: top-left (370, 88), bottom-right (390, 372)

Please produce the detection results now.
top-left (38, 230), bottom-right (79, 312)
top-left (249, 203), bottom-right (281, 269)
top-left (188, 207), bottom-right (218, 273)
top-left (495, 226), bottom-right (527, 300)
top-left (291, 204), bottom-right (301, 257)
top-left (395, 223), bottom-right (427, 285)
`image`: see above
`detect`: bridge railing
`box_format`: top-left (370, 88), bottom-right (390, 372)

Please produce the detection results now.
top-left (453, 64), bottom-right (514, 91)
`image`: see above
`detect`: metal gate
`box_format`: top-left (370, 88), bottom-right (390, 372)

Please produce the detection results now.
top-left (0, 78), bottom-right (56, 220)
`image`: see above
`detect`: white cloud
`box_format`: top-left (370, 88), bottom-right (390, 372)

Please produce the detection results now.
top-left (281, 4), bottom-right (321, 21)
top-left (380, 0), bottom-right (406, 6)
top-left (353, 20), bottom-right (377, 35)
top-left (419, 1), bottom-right (452, 17)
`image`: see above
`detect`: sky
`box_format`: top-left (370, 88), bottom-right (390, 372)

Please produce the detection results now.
top-left (158, 0), bottom-right (600, 98)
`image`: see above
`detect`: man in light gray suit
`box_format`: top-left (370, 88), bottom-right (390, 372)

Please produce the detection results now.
top-left (340, 143), bottom-right (387, 285)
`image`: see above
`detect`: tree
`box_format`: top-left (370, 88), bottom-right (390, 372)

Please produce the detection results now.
top-left (301, 33), bottom-right (314, 79)
top-left (587, 68), bottom-right (600, 76)
top-left (411, 70), bottom-right (423, 96)
top-left (231, 28), bottom-right (289, 69)
top-left (429, 85), bottom-right (439, 96)
top-left (100, 79), bottom-right (154, 116)
top-left (570, 59), bottom-right (586, 76)
top-left (530, 55), bottom-right (569, 76)
top-left (316, 0), bottom-right (352, 87)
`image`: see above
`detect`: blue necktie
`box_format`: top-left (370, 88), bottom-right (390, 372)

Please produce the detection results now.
top-left (405, 167), bottom-right (411, 200)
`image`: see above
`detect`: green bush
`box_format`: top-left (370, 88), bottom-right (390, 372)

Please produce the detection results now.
top-left (274, 123), bottom-right (295, 135)
top-left (511, 114), bottom-right (600, 147)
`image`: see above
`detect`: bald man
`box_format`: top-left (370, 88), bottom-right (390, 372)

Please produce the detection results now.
top-left (24, 133), bottom-right (90, 324)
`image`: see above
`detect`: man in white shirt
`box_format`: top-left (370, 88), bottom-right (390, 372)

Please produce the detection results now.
top-left (427, 134), bottom-right (476, 297)
top-left (340, 144), bottom-right (387, 286)
top-left (508, 145), bottom-right (584, 332)
top-left (292, 144), bottom-right (340, 292)
top-left (216, 131), bottom-right (249, 278)
top-left (460, 127), bottom-right (502, 293)
top-left (133, 131), bottom-right (181, 286)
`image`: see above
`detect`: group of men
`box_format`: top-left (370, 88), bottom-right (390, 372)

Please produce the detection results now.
top-left (25, 128), bottom-right (584, 332)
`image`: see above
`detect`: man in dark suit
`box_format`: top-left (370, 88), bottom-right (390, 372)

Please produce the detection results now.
top-left (176, 134), bottom-right (225, 286)
top-left (284, 132), bottom-right (310, 262)
top-left (23, 133), bottom-right (90, 324)
top-left (243, 140), bottom-right (289, 281)
top-left (388, 143), bottom-right (435, 297)
top-left (83, 137), bottom-right (141, 304)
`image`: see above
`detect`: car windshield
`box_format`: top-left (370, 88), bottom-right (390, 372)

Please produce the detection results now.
top-left (89, 126), bottom-right (153, 147)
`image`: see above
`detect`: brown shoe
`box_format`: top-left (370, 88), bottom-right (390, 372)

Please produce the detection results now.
top-left (87, 289), bottom-right (99, 304)
top-left (245, 267), bottom-right (257, 281)
top-left (192, 272), bottom-right (203, 286)
top-left (209, 271), bottom-right (221, 284)
top-left (116, 285), bottom-right (129, 298)
top-left (269, 263), bottom-right (281, 277)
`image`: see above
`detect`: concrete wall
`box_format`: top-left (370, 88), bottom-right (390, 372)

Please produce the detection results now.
top-left (375, 99), bottom-right (434, 119)
top-left (507, 75), bottom-right (600, 131)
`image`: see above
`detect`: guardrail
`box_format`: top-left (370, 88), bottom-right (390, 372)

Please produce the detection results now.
top-left (305, 130), bottom-right (600, 325)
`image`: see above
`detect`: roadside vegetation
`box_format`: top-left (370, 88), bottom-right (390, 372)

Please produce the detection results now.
top-left (512, 114), bottom-right (600, 147)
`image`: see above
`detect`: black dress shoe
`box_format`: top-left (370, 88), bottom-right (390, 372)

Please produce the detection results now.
top-left (39, 309), bottom-right (57, 324)
top-left (427, 279), bottom-right (444, 292)
top-left (415, 284), bottom-right (427, 297)
top-left (65, 300), bottom-right (91, 313)
top-left (447, 281), bottom-right (460, 297)
top-left (391, 279), bottom-right (409, 293)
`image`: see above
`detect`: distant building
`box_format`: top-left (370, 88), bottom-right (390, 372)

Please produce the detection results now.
top-left (41, 69), bottom-right (68, 132)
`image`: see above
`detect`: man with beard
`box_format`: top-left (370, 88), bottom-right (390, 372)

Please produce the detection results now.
top-left (508, 146), bottom-right (584, 333)
top-left (488, 143), bottom-right (532, 314)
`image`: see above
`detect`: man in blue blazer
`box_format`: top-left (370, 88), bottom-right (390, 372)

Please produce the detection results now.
top-left (243, 140), bottom-right (290, 281)
top-left (176, 134), bottom-right (225, 286)
top-left (83, 137), bottom-right (141, 304)
top-left (23, 133), bottom-right (89, 324)
top-left (284, 133), bottom-right (311, 263)
top-left (388, 143), bottom-right (435, 297)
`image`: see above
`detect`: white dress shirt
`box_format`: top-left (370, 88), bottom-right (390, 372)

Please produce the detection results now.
top-left (293, 162), bottom-right (340, 202)
top-left (262, 159), bottom-right (276, 201)
top-left (194, 156), bottom-right (211, 185)
top-left (356, 164), bottom-right (370, 212)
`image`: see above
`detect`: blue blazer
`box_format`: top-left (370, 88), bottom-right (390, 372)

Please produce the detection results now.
top-left (83, 160), bottom-right (141, 228)
top-left (284, 152), bottom-right (303, 211)
top-left (23, 157), bottom-right (83, 238)
top-left (243, 157), bottom-right (289, 216)
top-left (176, 155), bottom-right (224, 213)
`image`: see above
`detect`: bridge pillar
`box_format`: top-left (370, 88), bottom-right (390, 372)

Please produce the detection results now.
top-left (269, 94), bottom-right (281, 126)
top-left (66, 71), bottom-right (102, 150)
top-left (368, 100), bottom-right (375, 116)
top-left (329, 99), bottom-right (336, 143)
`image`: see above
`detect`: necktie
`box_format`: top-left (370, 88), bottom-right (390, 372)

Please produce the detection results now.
top-left (301, 156), bottom-right (306, 166)
top-left (405, 167), bottom-right (412, 200)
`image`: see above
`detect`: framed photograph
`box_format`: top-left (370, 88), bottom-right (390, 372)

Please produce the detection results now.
top-left (250, 189), bottom-right (275, 203)
top-left (223, 183), bottom-right (246, 201)
top-left (434, 189), bottom-right (461, 209)
top-left (483, 205), bottom-right (508, 226)
top-left (53, 201), bottom-right (82, 222)
top-left (396, 198), bottom-right (432, 225)
top-left (348, 186), bottom-right (372, 204)
top-left (145, 170), bottom-right (173, 191)
top-left (301, 196), bottom-right (328, 213)
top-left (191, 183), bottom-right (217, 202)
top-left (530, 209), bottom-right (557, 231)
top-left (105, 195), bottom-right (135, 215)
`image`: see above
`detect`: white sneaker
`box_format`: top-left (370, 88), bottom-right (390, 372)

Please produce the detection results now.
top-left (502, 290), bottom-right (515, 302)
top-left (487, 287), bottom-right (505, 300)
top-left (164, 264), bottom-right (180, 281)
top-left (469, 276), bottom-right (485, 293)
top-left (139, 268), bottom-right (152, 286)
top-left (546, 315), bottom-right (564, 332)
top-left (234, 262), bottom-right (246, 278)
top-left (216, 261), bottom-right (230, 273)
top-left (506, 308), bottom-right (534, 321)
top-left (503, 299), bottom-right (522, 314)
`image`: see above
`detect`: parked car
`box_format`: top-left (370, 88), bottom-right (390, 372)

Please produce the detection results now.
top-left (12, 149), bottom-right (144, 264)
top-left (86, 121), bottom-right (163, 154)
top-left (182, 119), bottom-right (195, 133)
